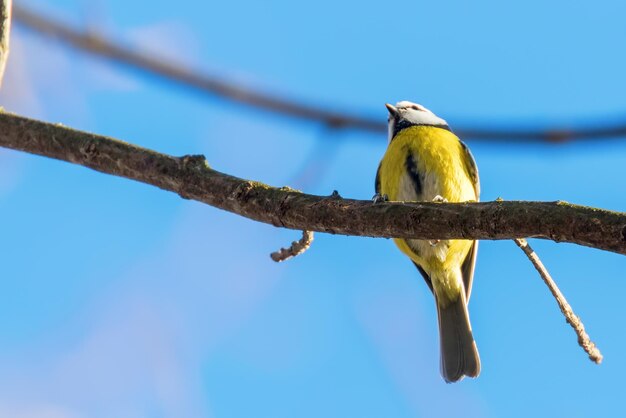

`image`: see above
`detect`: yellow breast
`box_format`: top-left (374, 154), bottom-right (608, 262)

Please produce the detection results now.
top-left (379, 126), bottom-right (476, 203)
top-left (377, 125), bottom-right (476, 280)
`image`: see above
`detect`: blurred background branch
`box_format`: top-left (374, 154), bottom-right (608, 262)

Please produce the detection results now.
top-left (13, 4), bottom-right (626, 143)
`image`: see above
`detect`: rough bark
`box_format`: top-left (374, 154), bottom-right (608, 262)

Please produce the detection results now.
top-left (1, 111), bottom-right (626, 254)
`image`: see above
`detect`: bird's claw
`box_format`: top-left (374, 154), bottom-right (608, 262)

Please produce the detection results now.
top-left (372, 193), bottom-right (389, 204)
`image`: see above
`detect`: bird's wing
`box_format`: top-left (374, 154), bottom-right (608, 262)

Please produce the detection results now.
top-left (461, 240), bottom-right (478, 300)
top-left (412, 261), bottom-right (434, 293)
top-left (460, 140), bottom-right (480, 199)
top-left (460, 140), bottom-right (479, 299)
top-left (374, 162), bottom-right (382, 195)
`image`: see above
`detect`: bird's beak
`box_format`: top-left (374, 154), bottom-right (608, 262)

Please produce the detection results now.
top-left (385, 103), bottom-right (399, 118)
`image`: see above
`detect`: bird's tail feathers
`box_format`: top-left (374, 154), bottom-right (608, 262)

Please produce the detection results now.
top-left (436, 291), bottom-right (480, 383)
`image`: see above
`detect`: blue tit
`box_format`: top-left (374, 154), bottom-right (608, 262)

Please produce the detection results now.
top-left (375, 101), bottom-right (480, 383)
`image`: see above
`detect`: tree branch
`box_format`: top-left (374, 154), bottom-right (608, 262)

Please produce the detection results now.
top-left (1, 111), bottom-right (626, 254)
top-left (13, 4), bottom-right (626, 142)
top-left (0, 0), bottom-right (11, 87)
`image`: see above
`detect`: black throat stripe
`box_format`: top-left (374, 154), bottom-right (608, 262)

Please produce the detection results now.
top-left (392, 119), bottom-right (451, 140)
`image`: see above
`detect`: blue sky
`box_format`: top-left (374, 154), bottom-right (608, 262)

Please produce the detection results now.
top-left (1, 0), bottom-right (626, 417)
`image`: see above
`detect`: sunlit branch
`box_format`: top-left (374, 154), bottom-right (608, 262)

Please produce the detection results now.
top-left (270, 231), bottom-right (314, 262)
top-left (1, 112), bottom-right (626, 255)
top-left (0, 0), bottom-right (12, 87)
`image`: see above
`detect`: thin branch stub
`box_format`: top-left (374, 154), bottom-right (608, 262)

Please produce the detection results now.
top-left (271, 231), bottom-right (314, 262)
top-left (514, 238), bottom-right (603, 364)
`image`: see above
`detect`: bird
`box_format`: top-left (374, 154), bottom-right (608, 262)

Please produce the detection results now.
top-left (375, 101), bottom-right (481, 383)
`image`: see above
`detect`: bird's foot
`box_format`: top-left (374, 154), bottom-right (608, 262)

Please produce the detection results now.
top-left (372, 193), bottom-right (389, 204)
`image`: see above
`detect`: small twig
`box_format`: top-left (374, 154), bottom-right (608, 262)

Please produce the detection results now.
top-left (514, 238), bottom-right (603, 364)
top-left (270, 231), bottom-right (314, 262)
top-left (0, 0), bottom-right (12, 87)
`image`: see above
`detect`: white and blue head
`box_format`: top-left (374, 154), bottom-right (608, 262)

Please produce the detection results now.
top-left (386, 101), bottom-right (449, 142)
